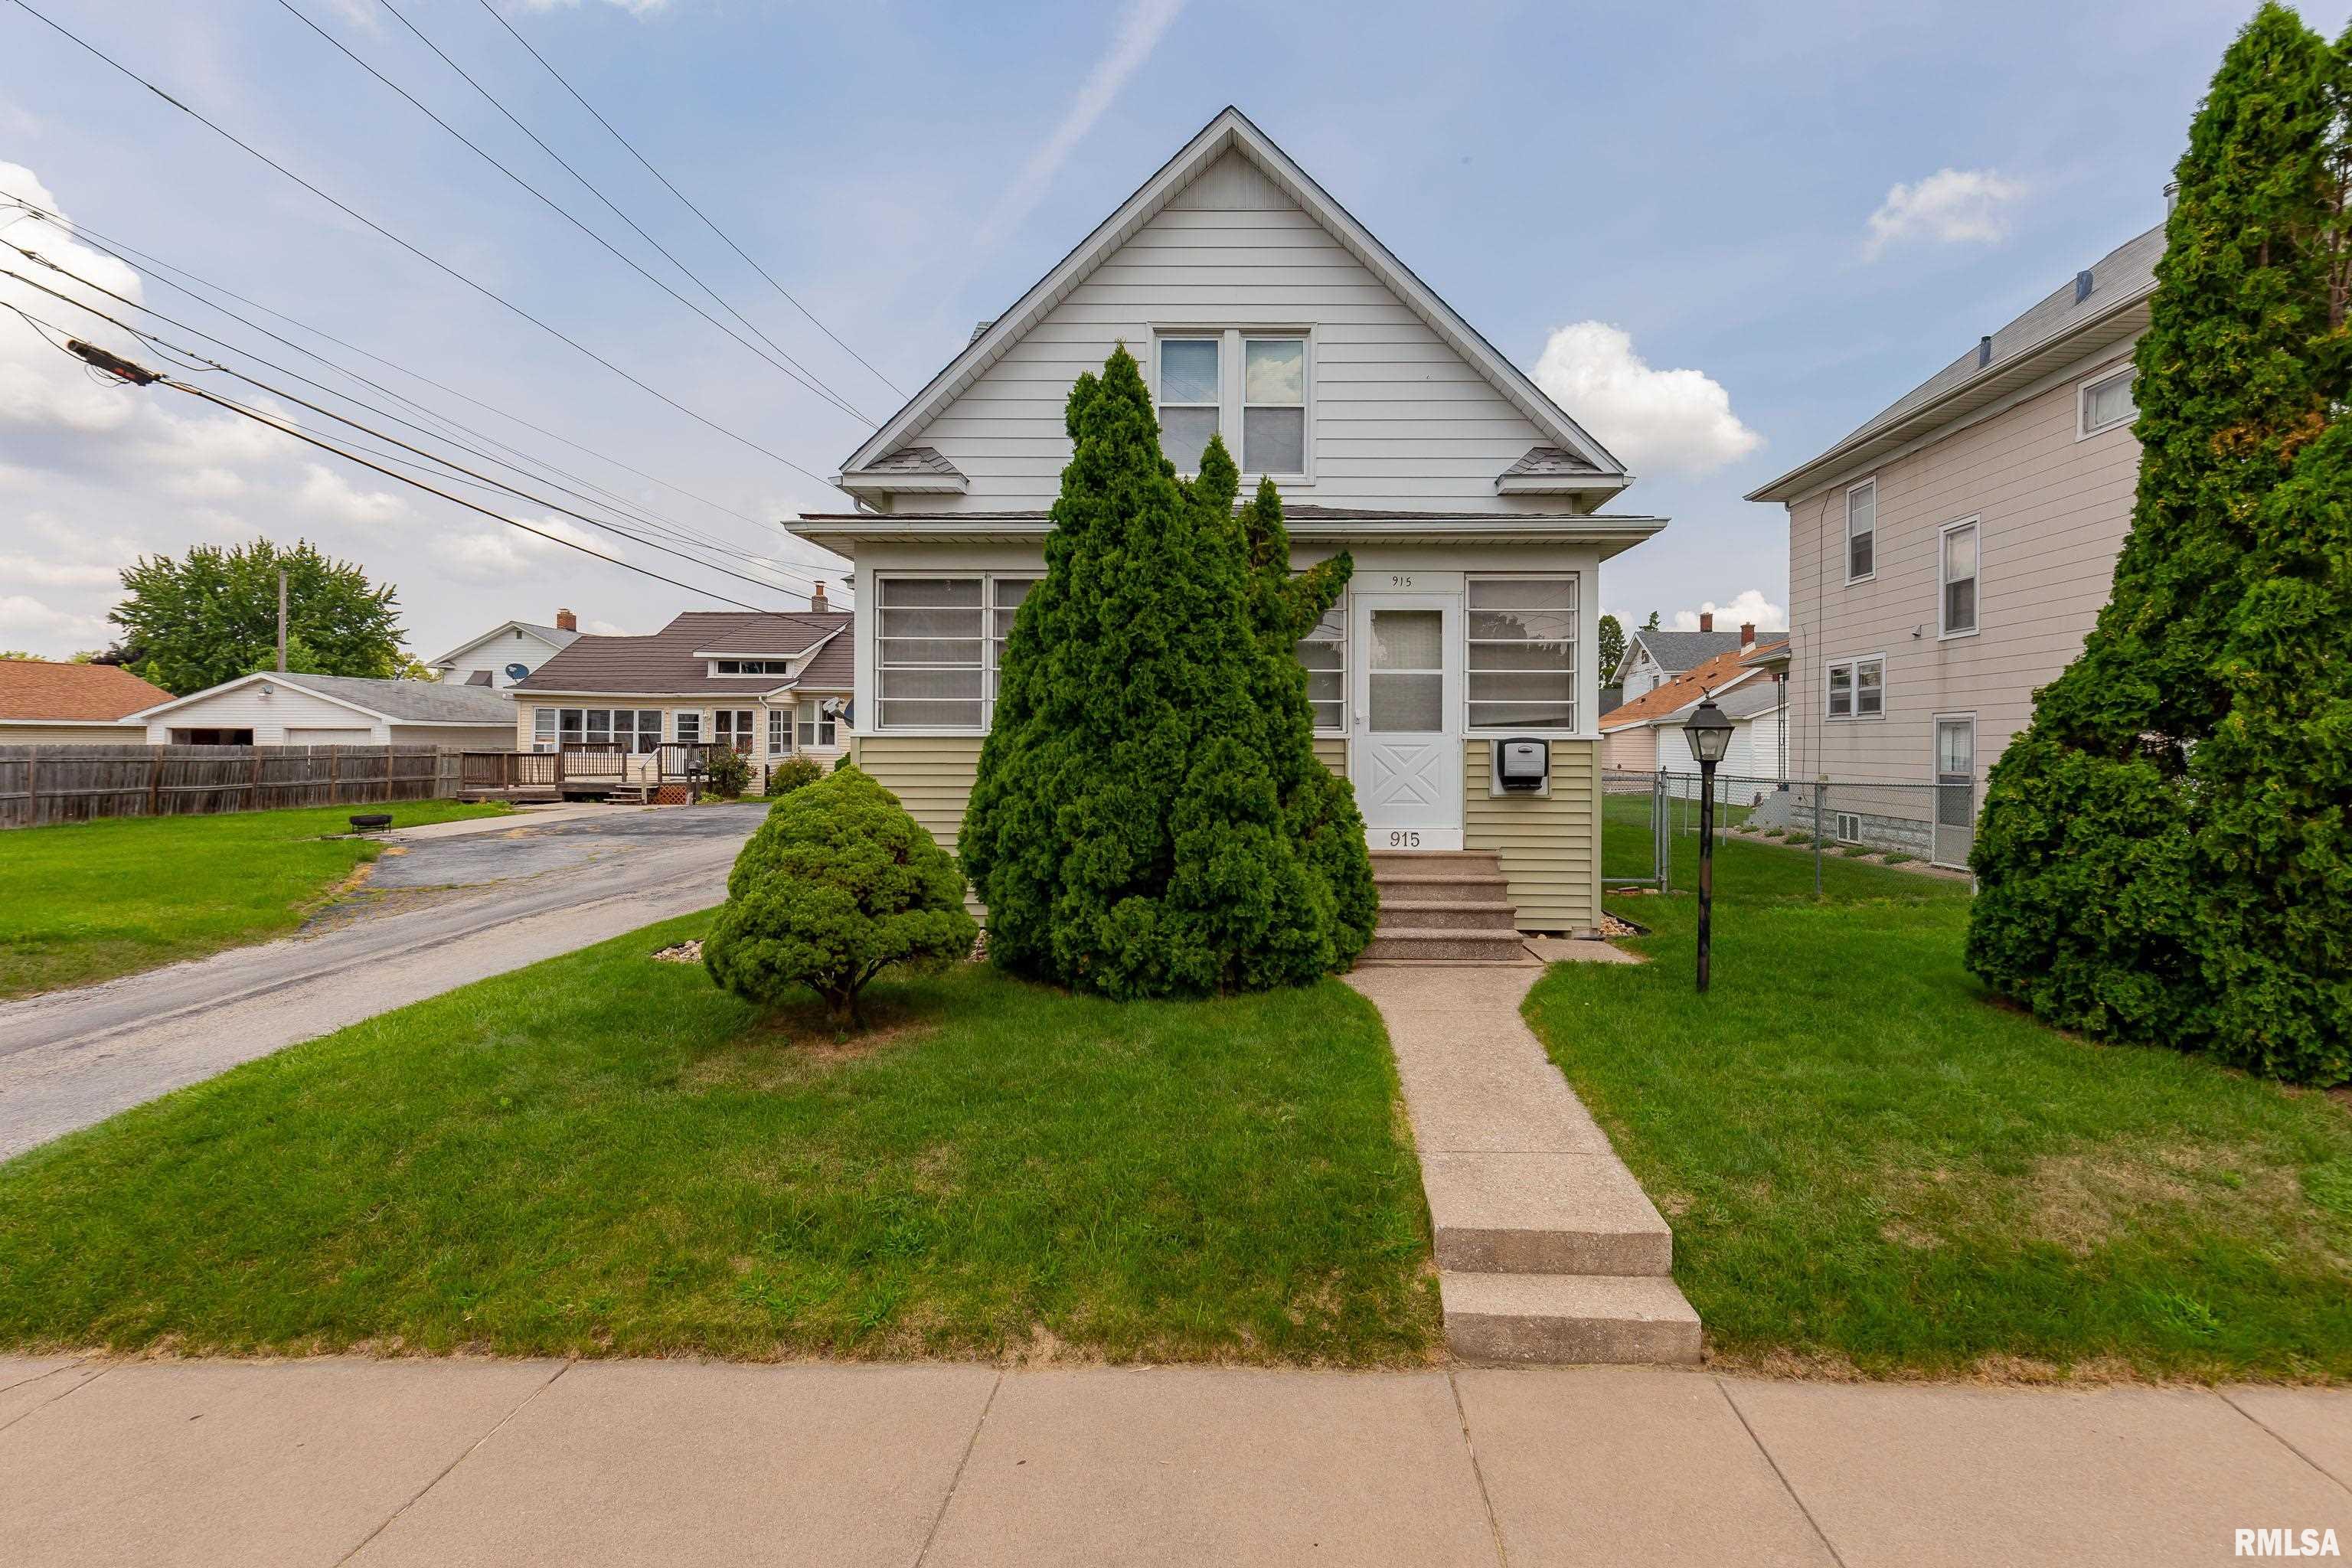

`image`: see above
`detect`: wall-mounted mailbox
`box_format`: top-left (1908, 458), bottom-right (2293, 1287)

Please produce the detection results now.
top-left (1494, 737), bottom-right (1549, 795)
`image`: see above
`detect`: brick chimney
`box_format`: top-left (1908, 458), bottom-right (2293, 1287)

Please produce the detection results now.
top-left (809, 581), bottom-right (829, 613)
top-left (554, 607), bottom-right (577, 632)
top-left (1698, 610), bottom-right (1713, 632)
top-left (1740, 622), bottom-right (1756, 649)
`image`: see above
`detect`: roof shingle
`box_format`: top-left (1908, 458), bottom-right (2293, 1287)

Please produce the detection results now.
top-left (0, 661), bottom-right (171, 721)
top-left (517, 611), bottom-right (854, 697)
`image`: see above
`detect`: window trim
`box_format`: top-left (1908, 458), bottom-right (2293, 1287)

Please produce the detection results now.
top-left (1462, 570), bottom-right (1581, 738)
top-left (1153, 333), bottom-right (1223, 479)
top-left (1298, 585), bottom-right (1348, 738)
top-left (1152, 325), bottom-right (1315, 482)
top-left (1843, 476), bottom-right (1877, 585)
top-left (2076, 366), bottom-right (2137, 439)
top-left (1824, 653), bottom-right (1886, 722)
top-left (1937, 515), bottom-right (1981, 640)
top-left (872, 571), bottom-right (1035, 736)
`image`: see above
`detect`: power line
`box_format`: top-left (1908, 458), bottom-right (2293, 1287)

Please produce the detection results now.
top-left (0, 191), bottom-right (850, 579)
top-left (370, 0), bottom-right (879, 428)
top-left (1, 263), bottom-right (821, 608)
top-left (274, 0), bottom-right (874, 426)
top-left (3, 0), bottom-right (846, 491)
top-left (475, 0), bottom-right (904, 400)
top-left (3, 233), bottom-right (837, 595)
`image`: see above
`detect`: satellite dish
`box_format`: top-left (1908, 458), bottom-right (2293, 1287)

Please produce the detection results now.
top-left (505, 663), bottom-right (531, 680)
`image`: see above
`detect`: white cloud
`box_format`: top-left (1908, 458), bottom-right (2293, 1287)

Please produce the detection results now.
top-left (432, 516), bottom-right (619, 583)
top-left (1672, 591), bottom-right (1786, 634)
top-left (970, 0), bottom-right (1187, 255)
top-left (0, 593), bottom-right (109, 640)
top-left (1863, 168), bottom-right (2025, 260)
top-left (1531, 322), bottom-right (1762, 477)
top-left (294, 464), bottom-right (405, 526)
top-left (0, 161), bottom-right (150, 433)
top-left (0, 554), bottom-right (119, 589)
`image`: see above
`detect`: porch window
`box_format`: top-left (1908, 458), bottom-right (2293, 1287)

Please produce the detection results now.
top-left (1940, 519), bottom-right (1978, 636)
top-left (1155, 337), bottom-right (1220, 473)
top-left (877, 577), bottom-right (985, 730)
top-left (1467, 576), bottom-right (1577, 731)
top-left (986, 577), bottom-right (1037, 723)
top-left (769, 707), bottom-right (789, 754)
top-left (714, 710), bottom-right (756, 753)
top-left (673, 710), bottom-right (703, 743)
top-left (797, 700), bottom-right (838, 749)
top-left (1243, 338), bottom-right (1305, 475)
top-left (1846, 479), bottom-right (1877, 581)
top-left (532, 707), bottom-right (557, 753)
top-left (1297, 598), bottom-right (1345, 733)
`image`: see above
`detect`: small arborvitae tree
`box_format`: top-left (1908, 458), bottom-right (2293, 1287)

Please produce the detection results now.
top-left (959, 345), bottom-right (1361, 998)
top-left (703, 766), bottom-right (977, 1027)
top-left (1970, 4), bottom-right (2350, 1078)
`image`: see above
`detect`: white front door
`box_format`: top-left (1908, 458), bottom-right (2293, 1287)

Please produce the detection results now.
top-left (1352, 593), bottom-right (1463, 851)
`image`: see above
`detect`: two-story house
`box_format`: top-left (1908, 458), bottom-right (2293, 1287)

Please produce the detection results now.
top-left (792, 108), bottom-right (1667, 934)
top-left (1609, 614), bottom-right (1756, 703)
top-left (429, 609), bottom-right (583, 688)
top-left (1744, 220), bottom-right (2161, 866)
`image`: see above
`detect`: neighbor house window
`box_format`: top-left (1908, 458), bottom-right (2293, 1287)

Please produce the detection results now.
top-left (714, 710), bottom-right (756, 753)
top-left (768, 707), bottom-right (789, 753)
top-left (533, 707), bottom-right (557, 753)
top-left (1940, 519), bottom-right (1979, 636)
top-left (1156, 337), bottom-right (1220, 473)
top-left (2079, 369), bottom-right (2136, 437)
top-left (796, 700), bottom-right (838, 749)
top-left (986, 577), bottom-right (1037, 717)
top-left (877, 576), bottom-right (985, 730)
top-left (714, 658), bottom-right (794, 675)
top-left (1243, 337), bottom-right (1306, 475)
top-left (1297, 596), bottom-right (1345, 733)
top-left (1845, 479), bottom-right (1877, 581)
top-left (1467, 575), bottom-right (1577, 730)
top-left (540, 708), bottom-right (662, 752)
top-left (1826, 655), bottom-right (1885, 720)
top-left (673, 711), bottom-right (702, 743)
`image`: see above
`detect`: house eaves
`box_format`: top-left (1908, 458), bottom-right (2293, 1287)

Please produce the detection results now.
top-left (125, 671), bottom-right (395, 727)
top-left (792, 511), bottom-right (1668, 560)
top-left (835, 106), bottom-right (1629, 496)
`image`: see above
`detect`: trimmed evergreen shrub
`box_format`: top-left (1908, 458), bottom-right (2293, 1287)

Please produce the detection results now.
top-left (765, 755), bottom-right (826, 799)
top-left (959, 345), bottom-right (1373, 998)
top-left (703, 766), bottom-right (978, 1027)
top-left (1968, 5), bottom-right (2351, 1082)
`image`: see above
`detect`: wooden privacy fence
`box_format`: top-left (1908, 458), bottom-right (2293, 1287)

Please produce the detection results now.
top-left (0, 744), bottom-right (465, 829)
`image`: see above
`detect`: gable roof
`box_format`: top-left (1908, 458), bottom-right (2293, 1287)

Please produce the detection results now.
top-left (836, 106), bottom-right (1628, 492)
top-left (1600, 641), bottom-right (1785, 733)
top-left (129, 671), bottom-right (517, 727)
top-left (427, 619), bottom-right (582, 668)
top-left (1748, 220), bottom-right (2164, 505)
top-left (1627, 628), bottom-right (1754, 675)
top-left (516, 611), bottom-right (854, 697)
top-left (0, 660), bottom-right (169, 722)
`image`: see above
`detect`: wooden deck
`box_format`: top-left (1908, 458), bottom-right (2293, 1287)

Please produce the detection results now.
top-left (455, 743), bottom-right (733, 803)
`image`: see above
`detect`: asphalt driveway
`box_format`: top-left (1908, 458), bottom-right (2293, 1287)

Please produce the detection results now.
top-left (0, 804), bottom-right (767, 1163)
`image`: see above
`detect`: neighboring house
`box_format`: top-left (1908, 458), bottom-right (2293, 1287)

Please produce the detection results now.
top-left (129, 671), bottom-right (518, 747)
top-left (511, 609), bottom-right (853, 787)
top-left (792, 107), bottom-right (1668, 935)
top-left (0, 661), bottom-right (170, 744)
top-left (1612, 614), bottom-right (1758, 701)
top-left (429, 609), bottom-right (583, 688)
top-left (1746, 220), bottom-right (2161, 864)
top-left (1597, 638), bottom-right (1788, 776)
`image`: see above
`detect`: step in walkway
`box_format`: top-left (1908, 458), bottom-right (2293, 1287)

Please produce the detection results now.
top-left (1345, 964), bottom-right (1701, 1364)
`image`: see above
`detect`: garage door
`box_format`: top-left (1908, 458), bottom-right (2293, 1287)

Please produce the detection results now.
top-left (284, 727), bottom-right (376, 745)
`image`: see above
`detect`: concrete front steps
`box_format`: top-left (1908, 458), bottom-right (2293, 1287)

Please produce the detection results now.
top-left (1362, 849), bottom-right (1530, 965)
top-left (1344, 961), bottom-right (1702, 1367)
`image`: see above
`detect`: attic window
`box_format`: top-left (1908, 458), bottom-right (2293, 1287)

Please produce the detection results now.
top-left (1243, 338), bottom-right (1305, 474)
top-left (1156, 338), bottom-right (1220, 473)
top-left (1156, 330), bottom-right (1312, 479)
top-left (714, 658), bottom-right (795, 675)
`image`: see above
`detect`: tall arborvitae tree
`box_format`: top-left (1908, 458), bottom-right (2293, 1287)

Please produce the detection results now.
top-left (1969, 4), bottom-right (2350, 1080)
top-left (960, 345), bottom-right (1361, 998)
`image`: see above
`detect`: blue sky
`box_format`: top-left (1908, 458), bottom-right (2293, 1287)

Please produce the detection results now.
top-left (2, 0), bottom-right (2336, 658)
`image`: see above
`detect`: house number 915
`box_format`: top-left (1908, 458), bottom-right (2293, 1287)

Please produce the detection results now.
top-left (1388, 574), bottom-right (1416, 589)
top-left (1389, 831), bottom-right (1421, 848)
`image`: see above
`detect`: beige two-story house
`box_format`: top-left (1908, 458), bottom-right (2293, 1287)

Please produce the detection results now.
top-left (1745, 220), bottom-right (2161, 865)
top-left (792, 107), bottom-right (1668, 934)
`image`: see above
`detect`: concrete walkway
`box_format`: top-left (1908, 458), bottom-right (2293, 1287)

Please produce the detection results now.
top-left (1, 1357), bottom-right (2345, 1566)
top-left (1348, 964), bottom-right (1700, 1362)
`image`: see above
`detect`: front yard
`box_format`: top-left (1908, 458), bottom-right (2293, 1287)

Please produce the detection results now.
top-left (0, 915), bottom-right (1436, 1364)
top-left (1530, 831), bottom-right (2352, 1381)
top-left (0, 799), bottom-right (510, 997)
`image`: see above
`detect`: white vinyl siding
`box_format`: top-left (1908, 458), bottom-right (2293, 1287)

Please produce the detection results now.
top-left (1845, 479), bottom-right (1877, 582)
top-left (2079, 368), bottom-right (2136, 437)
top-left (1465, 575), bottom-right (1576, 733)
top-left (911, 150), bottom-right (1552, 511)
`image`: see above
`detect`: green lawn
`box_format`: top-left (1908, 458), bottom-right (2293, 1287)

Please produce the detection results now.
top-left (0, 799), bottom-right (510, 998)
top-left (0, 916), bottom-right (1437, 1364)
top-left (1532, 828), bottom-right (2352, 1380)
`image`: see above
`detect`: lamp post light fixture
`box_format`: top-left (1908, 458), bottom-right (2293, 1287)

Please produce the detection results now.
top-left (1681, 694), bottom-right (1734, 993)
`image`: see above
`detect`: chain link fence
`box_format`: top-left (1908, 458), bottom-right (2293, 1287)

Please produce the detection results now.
top-left (1605, 769), bottom-right (1977, 893)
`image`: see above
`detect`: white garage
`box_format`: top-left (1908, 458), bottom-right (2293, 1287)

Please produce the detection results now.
top-left (129, 671), bottom-right (516, 748)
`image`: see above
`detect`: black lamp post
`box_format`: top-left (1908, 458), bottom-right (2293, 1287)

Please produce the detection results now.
top-left (1681, 696), bottom-right (1733, 993)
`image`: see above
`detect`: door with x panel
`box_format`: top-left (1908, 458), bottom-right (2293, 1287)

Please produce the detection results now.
top-left (1351, 593), bottom-right (1463, 851)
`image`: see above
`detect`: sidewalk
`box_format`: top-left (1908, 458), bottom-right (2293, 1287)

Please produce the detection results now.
top-left (2, 1356), bottom-right (2345, 1566)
